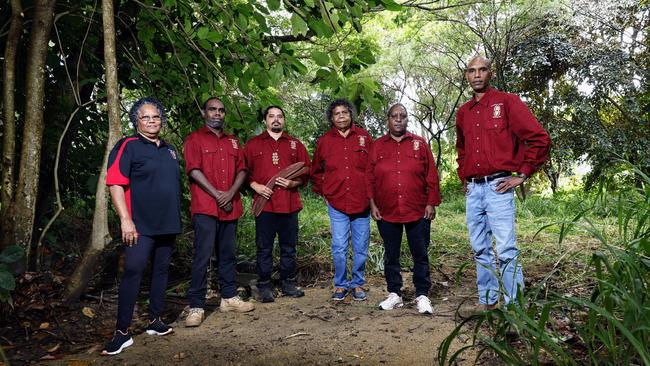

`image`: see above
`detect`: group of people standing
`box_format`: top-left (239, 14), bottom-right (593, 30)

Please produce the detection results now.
top-left (101, 56), bottom-right (550, 356)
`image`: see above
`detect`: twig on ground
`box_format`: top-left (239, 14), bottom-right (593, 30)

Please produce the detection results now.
top-left (284, 332), bottom-right (310, 339)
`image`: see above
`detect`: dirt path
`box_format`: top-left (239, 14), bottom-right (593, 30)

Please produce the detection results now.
top-left (59, 275), bottom-right (477, 366)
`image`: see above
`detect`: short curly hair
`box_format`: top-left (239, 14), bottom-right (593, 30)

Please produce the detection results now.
top-left (128, 97), bottom-right (168, 130)
top-left (326, 98), bottom-right (356, 124)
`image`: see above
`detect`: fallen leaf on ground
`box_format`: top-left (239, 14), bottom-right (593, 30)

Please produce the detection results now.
top-left (173, 352), bottom-right (187, 360)
top-left (82, 307), bottom-right (95, 318)
top-left (39, 322), bottom-right (50, 329)
top-left (67, 360), bottom-right (91, 366)
top-left (85, 344), bottom-right (102, 354)
top-left (47, 343), bottom-right (61, 353)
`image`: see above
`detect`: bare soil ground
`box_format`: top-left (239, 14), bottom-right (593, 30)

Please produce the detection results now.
top-left (48, 274), bottom-right (478, 366)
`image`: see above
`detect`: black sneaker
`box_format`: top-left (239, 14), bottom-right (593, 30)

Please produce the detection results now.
top-left (281, 279), bottom-right (304, 298)
top-left (145, 318), bottom-right (173, 336)
top-left (260, 287), bottom-right (275, 303)
top-left (101, 330), bottom-right (133, 356)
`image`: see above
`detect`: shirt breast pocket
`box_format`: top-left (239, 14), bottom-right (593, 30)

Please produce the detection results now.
top-left (354, 148), bottom-right (368, 169)
top-left (201, 147), bottom-right (219, 173)
top-left (486, 119), bottom-right (507, 130)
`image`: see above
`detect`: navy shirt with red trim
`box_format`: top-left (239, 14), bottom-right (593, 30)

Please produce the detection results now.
top-left (106, 134), bottom-right (182, 236)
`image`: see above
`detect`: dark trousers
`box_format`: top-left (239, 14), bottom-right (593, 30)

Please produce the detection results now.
top-left (116, 234), bottom-right (175, 332)
top-left (377, 218), bottom-right (432, 297)
top-left (187, 214), bottom-right (238, 308)
top-left (255, 212), bottom-right (298, 286)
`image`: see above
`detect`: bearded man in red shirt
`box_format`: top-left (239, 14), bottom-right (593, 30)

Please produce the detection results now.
top-left (456, 56), bottom-right (550, 311)
top-left (367, 103), bottom-right (442, 315)
top-left (244, 106), bottom-right (310, 303)
top-left (183, 97), bottom-right (255, 328)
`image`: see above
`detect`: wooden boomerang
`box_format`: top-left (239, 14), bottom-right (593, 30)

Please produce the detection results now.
top-left (251, 162), bottom-right (309, 217)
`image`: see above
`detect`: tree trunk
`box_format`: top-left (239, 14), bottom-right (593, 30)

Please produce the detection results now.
top-left (11, 0), bottom-right (56, 265)
top-left (64, 0), bottom-right (122, 302)
top-left (1, 0), bottom-right (24, 250)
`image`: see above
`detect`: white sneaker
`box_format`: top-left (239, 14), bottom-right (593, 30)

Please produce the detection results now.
top-left (415, 295), bottom-right (433, 314)
top-left (185, 308), bottom-right (205, 327)
top-left (379, 292), bottom-right (403, 310)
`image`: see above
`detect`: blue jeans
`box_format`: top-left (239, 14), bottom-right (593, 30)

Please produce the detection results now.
top-left (466, 179), bottom-right (524, 305)
top-left (327, 205), bottom-right (370, 289)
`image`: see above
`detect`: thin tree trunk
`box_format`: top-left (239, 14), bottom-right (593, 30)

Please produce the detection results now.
top-left (12, 0), bottom-right (56, 266)
top-left (1, 0), bottom-right (24, 250)
top-left (64, 0), bottom-right (122, 302)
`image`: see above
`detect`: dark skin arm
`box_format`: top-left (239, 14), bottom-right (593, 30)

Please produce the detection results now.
top-left (369, 198), bottom-right (382, 221)
top-left (495, 176), bottom-right (525, 193)
top-left (109, 185), bottom-right (138, 246)
top-left (189, 169), bottom-right (247, 212)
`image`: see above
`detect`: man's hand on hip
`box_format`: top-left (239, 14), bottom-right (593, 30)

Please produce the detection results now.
top-left (495, 176), bottom-right (525, 193)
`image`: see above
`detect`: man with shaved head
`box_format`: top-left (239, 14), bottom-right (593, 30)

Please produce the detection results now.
top-left (456, 56), bottom-right (550, 312)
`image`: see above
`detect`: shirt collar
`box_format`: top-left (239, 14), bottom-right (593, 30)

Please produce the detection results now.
top-left (261, 130), bottom-right (290, 140)
top-left (136, 133), bottom-right (168, 147)
top-left (472, 86), bottom-right (496, 107)
top-left (199, 125), bottom-right (231, 138)
top-left (327, 124), bottom-right (361, 138)
top-left (379, 132), bottom-right (415, 143)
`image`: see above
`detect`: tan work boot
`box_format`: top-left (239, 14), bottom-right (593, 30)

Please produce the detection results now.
top-left (220, 296), bottom-right (255, 313)
top-left (185, 308), bottom-right (205, 327)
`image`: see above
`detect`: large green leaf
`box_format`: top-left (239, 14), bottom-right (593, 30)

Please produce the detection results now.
top-left (0, 246), bottom-right (24, 264)
top-left (290, 14), bottom-right (309, 36)
top-left (311, 51), bottom-right (330, 67)
top-left (0, 272), bottom-right (15, 291)
top-left (267, 0), bottom-right (281, 11)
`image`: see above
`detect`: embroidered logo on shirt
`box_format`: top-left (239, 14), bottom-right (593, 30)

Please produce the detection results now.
top-left (290, 140), bottom-right (297, 150)
top-left (230, 139), bottom-right (238, 149)
top-left (168, 149), bottom-right (177, 160)
top-left (359, 136), bottom-right (366, 147)
top-left (492, 103), bottom-right (503, 118)
top-left (413, 140), bottom-right (420, 151)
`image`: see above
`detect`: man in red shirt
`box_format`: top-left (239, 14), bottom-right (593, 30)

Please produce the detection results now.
top-left (183, 97), bottom-right (254, 327)
top-left (367, 103), bottom-right (442, 314)
top-left (456, 56), bottom-right (550, 309)
top-left (244, 106), bottom-right (310, 302)
top-left (311, 99), bottom-right (372, 302)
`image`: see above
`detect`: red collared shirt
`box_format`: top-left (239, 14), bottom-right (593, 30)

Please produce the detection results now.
top-left (244, 131), bottom-right (310, 214)
top-left (456, 87), bottom-right (551, 181)
top-left (184, 126), bottom-right (246, 220)
top-left (311, 125), bottom-right (372, 215)
top-left (366, 133), bottom-right (442, 223)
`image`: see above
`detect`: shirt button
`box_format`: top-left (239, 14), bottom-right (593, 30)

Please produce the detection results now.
top-left (477, 163), bottom-right (480, 166)
top-left (397, 160), bottom-right (400, 163)
top-left (476, 124), bottom-right (479, 127)
top-left (494, 124), bottom-right (498, 127)
top-left (476, 150), bottom-right (479, 153)
top-left (476, 137), bottom-right (479, 140)
top-left (476, 110), bottom-right (480, 114)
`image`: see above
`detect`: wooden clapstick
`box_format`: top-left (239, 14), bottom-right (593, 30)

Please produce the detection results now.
top-left (251, 162), bottom-right (309, 217)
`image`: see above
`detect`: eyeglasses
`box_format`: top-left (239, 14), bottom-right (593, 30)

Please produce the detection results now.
top-left (139, 115), bottom-right (161, 122)
top-left (389, 113), bottom-right (408, 119)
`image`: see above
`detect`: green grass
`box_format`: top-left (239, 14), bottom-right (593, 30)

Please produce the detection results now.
top-left (437, 164), bottom-right (650, 366)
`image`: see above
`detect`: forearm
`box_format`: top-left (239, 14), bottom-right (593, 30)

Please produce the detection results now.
top-left (228, 170), bottom-right (247, 195)
top-left (189, 169), bottom-right (219, 198)
top-left (109, 185), bottom-right (131, 220)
